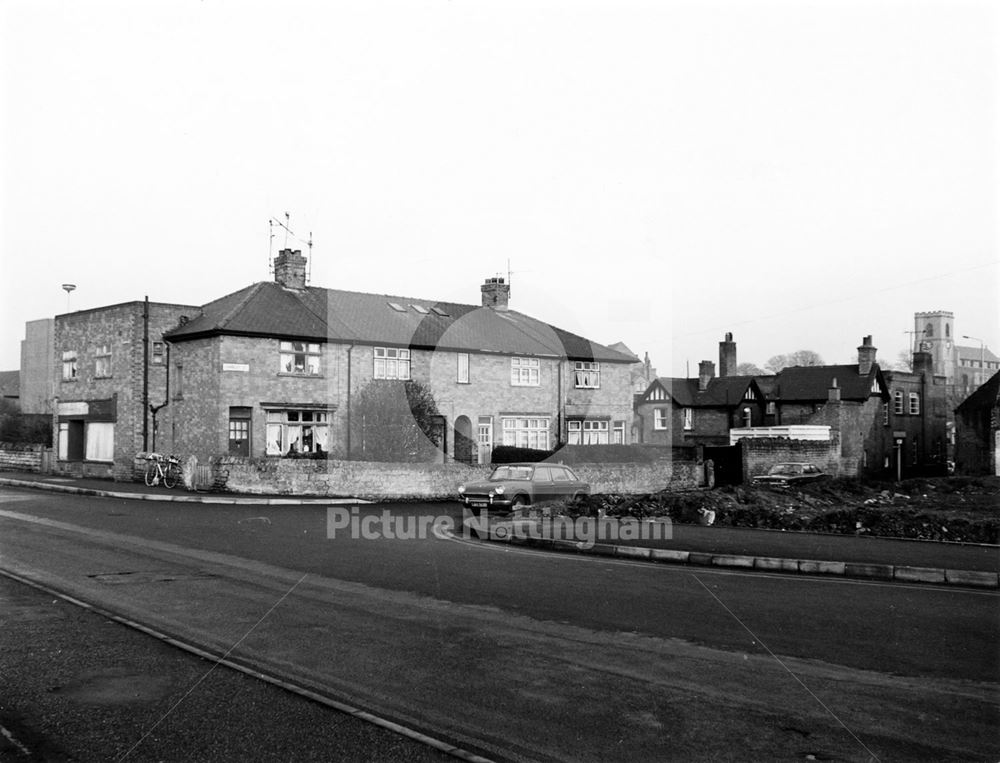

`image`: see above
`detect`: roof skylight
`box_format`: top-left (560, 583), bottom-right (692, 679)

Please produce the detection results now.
top-left (431, 306), bottom-right (450, 317)
top-left (411, 304), bottom-right (429, 314)
top-left (387, 302), bottom-right (406, 312)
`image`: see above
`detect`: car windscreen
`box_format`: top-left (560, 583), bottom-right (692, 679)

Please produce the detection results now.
top-left (768, 464), bottom-right (801, 475)
top-left (490, 466), bottom-right (533, 481)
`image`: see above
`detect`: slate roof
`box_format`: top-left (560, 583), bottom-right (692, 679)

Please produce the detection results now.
top-left (771, 364), bottom-right (886, 402)
top-left (165, 281), bottom-right (634, 363)
top-left (955, 344), bottom-right (1000, 364)
top-left (648, 375), bottom-right (762, 408)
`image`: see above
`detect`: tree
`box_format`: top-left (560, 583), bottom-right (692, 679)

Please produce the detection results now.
top-left (351, 379), bottom-right (443, 462)
top-left (889, 350), bottom-right (913, 372)
top-left (735, 362), bottom-right (767, 376)
top-left (764, 350), bottom-right (824, 374)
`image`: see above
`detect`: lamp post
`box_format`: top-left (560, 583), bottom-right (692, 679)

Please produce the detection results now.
top-left (962, 335), bottom-right (986, 387)
top-left (61, 284), bottom-right (76, 311)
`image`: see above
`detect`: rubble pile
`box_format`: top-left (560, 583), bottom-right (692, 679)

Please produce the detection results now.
top-left (567, 476), bottom-right (1000, 544)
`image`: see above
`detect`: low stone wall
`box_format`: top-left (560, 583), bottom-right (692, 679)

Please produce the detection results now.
top-left (211, 456), bottom-right (703, 500)
top-left (0, 442), bottom-right (48, 473)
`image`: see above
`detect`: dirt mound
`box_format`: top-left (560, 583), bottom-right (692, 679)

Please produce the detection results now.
top-left (569, 476), bottom-right (1000, 544)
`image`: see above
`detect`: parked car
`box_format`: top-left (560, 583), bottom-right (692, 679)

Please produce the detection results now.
top-left (751, 462), bottom-right (827, 487)
top-left (458, 463), bottom-right (589, 511)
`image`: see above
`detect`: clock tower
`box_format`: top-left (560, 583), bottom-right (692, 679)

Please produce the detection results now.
top-left (913, 310), bottom-right (956, 380)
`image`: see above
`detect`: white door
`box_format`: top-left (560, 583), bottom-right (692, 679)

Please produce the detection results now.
top-left (477, 417), bottom-right (493, 465)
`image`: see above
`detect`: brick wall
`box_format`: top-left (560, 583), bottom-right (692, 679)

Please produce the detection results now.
top-left (0, 442), bottom-right (48, 472)
top-left (742, 436), bottom-right (843, 479)
top-left (213, 457), bottom-right (702, 500)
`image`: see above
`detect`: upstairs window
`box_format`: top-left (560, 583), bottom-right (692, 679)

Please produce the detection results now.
top-left (94, 344), bottom-right (112, 378)
top-left (883, 401), bottom-right (889, 425)
top-left (457, 353), bottom-right (470, 384)
top-left (682, 408), bottom-right (693, 430)
top-left (62, 351), bottom-right (78, 381)
top-left (510, 357), bottom-right (540, 386)
top-left (151, 341), bottom-right (165, 365)
top-left (909, 392), bottom-right (920, 415)
top-left (574, 361), bottom-right (600, 389)
top-left (893, 390), bottom-right (904, 415)
top-left (279, 341), bottom-right (321, 375)
top-left (374, 347), bottom-right (410, 380)
top-left (653, 408), bottom-right (668, 430)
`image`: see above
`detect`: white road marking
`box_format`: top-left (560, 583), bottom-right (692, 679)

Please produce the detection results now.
top-left (0, 723), bottom-right (32, 756)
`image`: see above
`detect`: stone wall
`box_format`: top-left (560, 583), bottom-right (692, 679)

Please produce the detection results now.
top-left (210, 456), bottom-right (703, 500)
top-left (0, 443), bottom-right (48, 472)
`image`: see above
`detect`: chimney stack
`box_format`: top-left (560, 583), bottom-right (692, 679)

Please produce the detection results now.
top-left (912, 350), bottom-right (934, 377)
top-left (719, 332), bottom-right (737, 377)
top-left (274, 249), bottom-right (307, 290)
top-left (828, 377), bottom-right (841, 401)
top-left (481, 277), bottom-right (510, 311)
top-left (698, 360), bottom-right (715, 391)
top-left (857, 335), bottom-right (877, 376)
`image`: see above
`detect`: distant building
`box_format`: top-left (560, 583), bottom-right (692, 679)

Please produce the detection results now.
top-left (913, 311), bottom-right (999, 396)
top-left (0, 371), bottom-right (19, 405)
top-left (882, 351), bottom-right (952, 475)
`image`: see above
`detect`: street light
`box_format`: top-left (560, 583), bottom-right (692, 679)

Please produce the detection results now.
top-left (962, 335), bottom-right (986, 386)
top-left (61, 284), bottom-right (76, 311)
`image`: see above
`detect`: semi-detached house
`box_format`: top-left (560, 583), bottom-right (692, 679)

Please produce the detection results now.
top-left (51, 248), bottom-right (636, 478)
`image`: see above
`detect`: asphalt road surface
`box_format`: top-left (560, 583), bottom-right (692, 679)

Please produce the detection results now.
top-left (1, 486), bottom-right (997, 761)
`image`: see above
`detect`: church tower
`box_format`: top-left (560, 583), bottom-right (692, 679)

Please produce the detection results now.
top-left (913, 310), bottom-right (955, 380)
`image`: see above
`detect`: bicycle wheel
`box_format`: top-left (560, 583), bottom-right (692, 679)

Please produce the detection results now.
top-left (144, 461), bottom-right (158, 487)
top-left (163, 462), bottom-right (181, 489)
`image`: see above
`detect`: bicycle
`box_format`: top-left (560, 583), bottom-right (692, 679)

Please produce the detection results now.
top-left (144, 452), bottom-right (182, 488)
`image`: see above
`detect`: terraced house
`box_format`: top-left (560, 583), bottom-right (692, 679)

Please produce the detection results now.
top-left (56, 249), bottom-right (630, 476)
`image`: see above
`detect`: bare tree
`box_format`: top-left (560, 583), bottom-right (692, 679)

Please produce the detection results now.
top-left (735, 362), bottom-right (767, 376)
top-left (764, 350), bottom-right (824, 374)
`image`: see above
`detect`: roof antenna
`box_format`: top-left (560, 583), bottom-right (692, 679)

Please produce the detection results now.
top-left (268, 219), bottom-right (275, 274)
top-left (307, 230), bottom-right (313, 286)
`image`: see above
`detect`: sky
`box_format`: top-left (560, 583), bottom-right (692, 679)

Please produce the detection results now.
top-left (1, 0), bottom-right (997, 377)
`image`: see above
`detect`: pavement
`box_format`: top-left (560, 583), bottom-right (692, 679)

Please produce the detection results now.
top-left (2, 470), bottom-right (997, 589)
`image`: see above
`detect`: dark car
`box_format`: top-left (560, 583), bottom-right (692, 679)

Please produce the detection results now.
top-left (751, 462), bottom-right (826, 486)
top-left (458, 463), bottom-right (589, 511)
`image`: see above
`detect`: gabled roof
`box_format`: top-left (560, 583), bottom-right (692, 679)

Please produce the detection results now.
top-left (772, 364), bottom-right (887, 402)
top-left (164, 281), bottom-right (634, 362)
top-left (642, 375), bottom-right (764, 408)
top-left (955, 369), bottom-right (1000, 413)
top-left (956, 344), bottom-right (1000, 364)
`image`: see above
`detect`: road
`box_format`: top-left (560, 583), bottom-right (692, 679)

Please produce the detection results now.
top-left (0, 486), bottom-right (997, 761)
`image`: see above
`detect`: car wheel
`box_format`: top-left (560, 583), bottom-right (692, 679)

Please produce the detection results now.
top-left (511, 494), bottom-right (528, 510)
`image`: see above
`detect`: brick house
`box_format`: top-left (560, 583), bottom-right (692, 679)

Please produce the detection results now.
top-left (152, 249), bottom-right (636, 468)
top-left (881, 351), bottom-right (952, 475)
top-left (954, 370), bottom-right (1000, 475)
top-left (750, 336), bottom-right (893, 476)
top-left (52, 300), bottom-right (199, 479)
top-left (635, 333), bottom-right (766, 447)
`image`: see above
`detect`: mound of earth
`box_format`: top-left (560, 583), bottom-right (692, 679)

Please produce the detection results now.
top-left (567, 476), bottom-right (1000, 544)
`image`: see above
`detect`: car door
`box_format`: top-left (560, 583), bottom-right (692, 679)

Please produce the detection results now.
top-left (530, 466), bottom-right (555, 502)
top-left (549, 466), bottom-right (574, 499)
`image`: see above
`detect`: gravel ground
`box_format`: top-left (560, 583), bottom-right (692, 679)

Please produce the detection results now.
top-left (0, 575), bottom-right (454, 763)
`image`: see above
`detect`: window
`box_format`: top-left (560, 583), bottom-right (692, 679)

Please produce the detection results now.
top-left (682, 408), bottom-right (693, 430)
top-left (766, 401), bottom-right (776, 415)
top-left (613, 421), bottom-right (625, 444)
top-left (174, 364), bottom-right (183, 400)
top-left (501, 417), bottom-right (549, 449)
top-left (883, 402), bottom-right (889, 425)
top-left (893, 390), bottom-right (904, 415)
top-left (62, 351), bottom-right (78, 381)
top-left (924, 323), bottom-right (934, 338)
top-left (265, 409), bottom-right (330, 456)
top-left (653, 408), bottom-right (668, 430)
top-left (374, 347), bottom-right (410, 379)
top-left (574, 361), bottom-right (600, 388)
top-left (279, 341), bottom-right (321, 375)
top-left (94, 344), bottom-right (112, 378)
top-left (387, 302), bottom-right (406, 312)
top-left (457, 353), bottom-right (470, 384)
top-left (152, 341), bottom-right (165, 365)
top-left (84, 422), bottom-right (114, 462)
top-left (510, 357), bottom-right (540, 386)
top-left (909, 392), bottom-right (920, 415)
top-left (411, 304), bottom-right (429, 314)
top-left (567, 419), bottom-right (609, 445)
